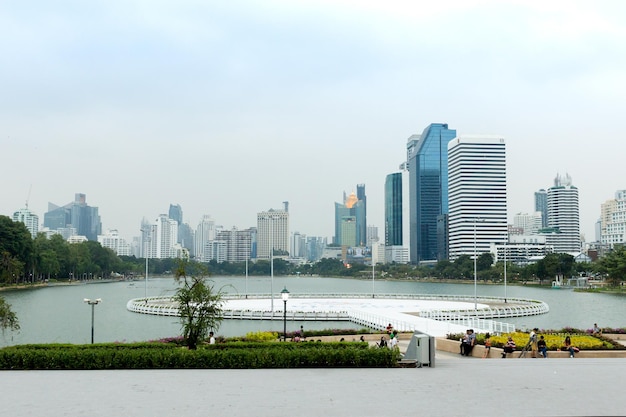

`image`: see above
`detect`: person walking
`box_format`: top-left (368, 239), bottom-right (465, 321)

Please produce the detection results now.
top-left (530, 328), bottom-right (539, 358)
top-left (482, 333), bottom-right (492, 359)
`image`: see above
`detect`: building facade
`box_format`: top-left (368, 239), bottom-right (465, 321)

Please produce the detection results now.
top-left (600, 190), bottom-right (626, 247)
top-left (257, 208), bottom-right (290, 259)
top-left (334, 189), bottom-right (366, 247)
top-left (215, 227), bottom-right (252, 262)
top-left (406, 123), bottom-right (457, 264)
top-left (447, 136), bottom-right (508, 260)
top-left (98, 229), bottom-right (132, 256)
top-left (12, 207), bottom-right (39, 238)
top-left (546, 173), bottom-right (581, 253)
top-left (43, 193), bottom-right (102, 241)
top-left (534, 189), bottom-right (548, 229)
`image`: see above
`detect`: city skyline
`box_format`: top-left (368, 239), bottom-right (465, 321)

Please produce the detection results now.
top-left (2, 1), bottom-right (626, 242)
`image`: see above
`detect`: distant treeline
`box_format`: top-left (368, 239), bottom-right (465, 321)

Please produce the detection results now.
top-left (3, 214), bottom-right (626, 286)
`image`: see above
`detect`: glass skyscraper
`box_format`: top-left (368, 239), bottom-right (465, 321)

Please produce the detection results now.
top-left (406, 123), bottom-right (457, 264)
top-left (384, 172), bottom-right (403, 246)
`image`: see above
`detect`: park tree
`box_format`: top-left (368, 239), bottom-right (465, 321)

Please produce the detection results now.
top-left (596, 245), bottom-right (626, 287)
top-left (0, 216), bottom-right (33, 283)
top-left (174, 261), bottom-right (225, 350)
top-left (0, 297), bottom-right (19, 334)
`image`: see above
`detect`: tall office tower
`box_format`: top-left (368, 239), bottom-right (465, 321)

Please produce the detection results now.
top-left (447, 136), bottom-right (508, 260)
top-left (291, 231), bottom-right (307, 258)
top-left (534, 189), bottom-right (548, 228)
top-left (356, 184), bottom-right (367, 246)
top-left (215, 227), bottom-right (252, 262)
top-left (257, 208), bottom-right (289, 259)
top-left (168, 204), bottom-right (183, 225)
top-left (366, 225), bottom-right (379, 245)
top-left (155, 214), bottom-right (178, 259)
top-left (43, 193), bottom-right (102, 241)
top-left (140, 218), bottom-right (158, 259)
top-left (168, 203), bottom-right (194, 255)
top-left (195, 215), bottom-right (216, 262)
top-left (12, 207), bottom-right (39, 238)
top-left (513, 212), bottom-right (543, 235)
top-left (406, 123), bottom-right (457, 264)
top-left (546, 173), bottom-right (581, 253)
top-left (305, 236), bottom-right (326, 262)
top-left (334, 188), bottom-right (366, 246)
top-left (385, 172), bottom-right (403, 246)
top-left (600, 190), bottom-right (626, 247)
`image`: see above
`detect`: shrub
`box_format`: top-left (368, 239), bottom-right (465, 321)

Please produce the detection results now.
top-left (0, 342), bottom-right (399, 370)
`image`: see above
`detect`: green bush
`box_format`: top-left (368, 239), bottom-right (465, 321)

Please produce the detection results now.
top-left (0, 342), bottom-right (399, 370)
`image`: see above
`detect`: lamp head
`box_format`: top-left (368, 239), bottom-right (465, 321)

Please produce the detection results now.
top-left (281, 286), bottom-right (289, 301)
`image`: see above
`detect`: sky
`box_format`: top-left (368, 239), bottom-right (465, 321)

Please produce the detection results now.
top-left (2, 0), bottom-right (626, 243)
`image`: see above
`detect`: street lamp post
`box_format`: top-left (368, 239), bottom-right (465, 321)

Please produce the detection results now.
top-left (281, 287), bottom-right (289, 342)
top-left (83, 298), bottom-right (102, 344)
top-left (503, 234), bottom-right (508, 303)
top-left (473, 217), bottom-right (484, 313)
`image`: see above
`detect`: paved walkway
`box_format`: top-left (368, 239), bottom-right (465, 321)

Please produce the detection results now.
top-left (1, 354), bottom-right (623, 416)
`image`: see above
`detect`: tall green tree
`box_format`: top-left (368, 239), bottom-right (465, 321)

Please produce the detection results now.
top-left (596, 245), bottom-right (626, 287)
top-left (0, 297), bottom-right (19, 334)
top-left (173, 261), bottom-right (225, 350)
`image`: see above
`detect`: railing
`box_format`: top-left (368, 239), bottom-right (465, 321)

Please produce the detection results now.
top-left (127, 293), bottom-right (544, 332)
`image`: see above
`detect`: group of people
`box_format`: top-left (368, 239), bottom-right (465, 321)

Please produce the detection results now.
top-left (378, 323), bottom-right (398, 348)
top-left (459, 329), bottom-right (476, 356)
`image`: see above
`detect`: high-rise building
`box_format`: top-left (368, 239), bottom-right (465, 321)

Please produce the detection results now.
top-left (600, 190), bottom-right (626, 247)
top-left (195, 215), bottom-right (216, 262)
top-left (155, 214), bottom-right (178, 259)
top-left (215, 227), bottom-right (252, 262)
top-left (12, 207), bottom-right (39, 238)
top-left (43, 193), bottom-right (101, 241)
top-left (257, 208), bottom-right (289, 259)
top-left (406, 123), bottom-right (457, 264)
top-left (546, 173), bottom-right (581, 253)
top-left (534, 189), bottom-right (548, 228)
top-left (356, 184), bottom-right (367, 246)
top-left (334, 188), bottom-right (366, 246)
top-left (168, 204), bottom-right (194, 256)
top-left (384, 172), bottom-right (403, 247)
top-left (447, 136), bottom-right (508, 260)
top-left (168, 204), bottom-right (183, 225)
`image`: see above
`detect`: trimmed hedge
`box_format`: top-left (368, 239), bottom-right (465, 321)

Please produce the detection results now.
top-left (0, 342), bottom-right (400, 370)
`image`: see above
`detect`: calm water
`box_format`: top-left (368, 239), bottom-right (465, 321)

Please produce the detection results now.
top-left (1, 276), bottom-right (625, 346)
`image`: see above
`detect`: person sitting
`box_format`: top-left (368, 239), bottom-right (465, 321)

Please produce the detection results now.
top-left (592, 323), bottom-right (602, 336)
top-left (563, 336), bottom-right (579, 358)
top-left (460, 330), bottom-right (469, 355)
top-left (378, 336), bottom-right (388, 348)
top-left (537, 335), bottom-right (547, 358)
top-left (502, 336), bottom-right (516, 358)
top-left (463, 329), bottom-right (476, 356)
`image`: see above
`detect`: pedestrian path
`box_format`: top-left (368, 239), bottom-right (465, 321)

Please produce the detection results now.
top-left (2, 356), bottom-right (622, 417)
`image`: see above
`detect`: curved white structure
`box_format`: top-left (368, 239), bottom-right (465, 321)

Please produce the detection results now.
top-left (127, 294), bottom-right (549, 337)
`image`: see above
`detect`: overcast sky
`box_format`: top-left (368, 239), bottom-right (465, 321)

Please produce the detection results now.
top-left (2, 0), bottom-right (625, 242)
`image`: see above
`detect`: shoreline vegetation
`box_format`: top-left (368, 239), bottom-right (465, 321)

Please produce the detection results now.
top-left (2, 275), bottom-right (625, 294)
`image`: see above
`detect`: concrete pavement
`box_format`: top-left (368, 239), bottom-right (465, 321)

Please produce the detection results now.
top-left (1, 353), bottom-right (623, 417)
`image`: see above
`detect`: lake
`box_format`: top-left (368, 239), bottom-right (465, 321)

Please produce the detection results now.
top-left (1, 276), bottom-right (624, 346)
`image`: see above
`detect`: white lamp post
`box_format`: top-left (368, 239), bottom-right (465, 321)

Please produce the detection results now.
top-left (281, 287), bottom-right (289, 342)
top-left (473, 217), bottom-right (484, 313)
top-left (83, 298), bottom-right (102, 344)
